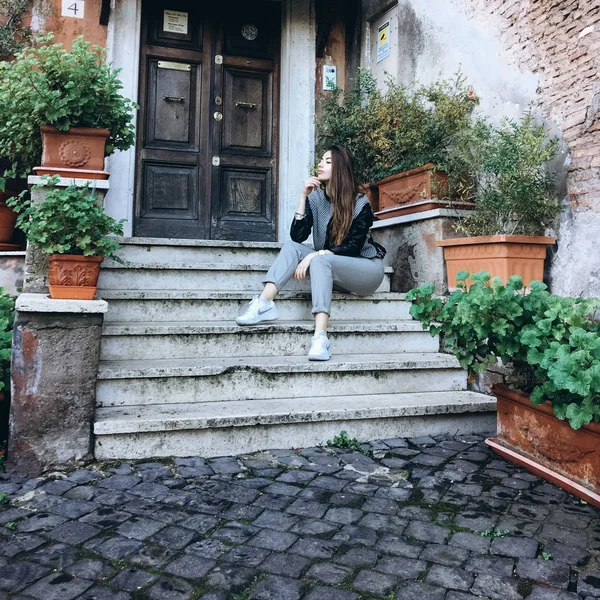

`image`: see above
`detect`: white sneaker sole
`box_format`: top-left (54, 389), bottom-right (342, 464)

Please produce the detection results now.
top-left (236, 314), bottom-right (279, 326)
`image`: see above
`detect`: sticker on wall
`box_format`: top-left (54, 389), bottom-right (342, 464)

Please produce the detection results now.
top-left (377, 20), bottom-right (390, 62)
top-left (163, 10), bottom-right (189, 35)
top-left (322, 66), bottom-right (337, 91)
top-left (61, 0), bottom-right (84, 19)
top-left (241, 23), bottom-right (259, 41)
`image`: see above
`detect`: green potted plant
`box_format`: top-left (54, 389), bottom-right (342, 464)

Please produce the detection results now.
top-left (0, 34), bottom-right (137, 181)
top-left (316, 69), bottom-right (478, 218)
top-left (437, 113), bottom-right (562, 288)
top-left (8, 177), bottom-right (125, 299)
top-left (406, 271), bottom-right (600, 505)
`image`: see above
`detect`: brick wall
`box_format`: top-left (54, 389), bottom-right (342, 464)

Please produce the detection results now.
top-left (463, 0), bottom-right (600, 211)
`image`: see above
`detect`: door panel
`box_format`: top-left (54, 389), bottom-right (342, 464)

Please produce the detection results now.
top-left (146, 60), bottom-right (199, 147)
top-left (223, 69), bottom-right (271, 153)
top-left (142, 162), bottom-right (198, 216)
top-left (135, 0), bottom-right (279, 241)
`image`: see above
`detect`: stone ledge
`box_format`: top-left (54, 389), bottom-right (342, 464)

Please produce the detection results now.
top-left (94, 391), bottom-right (496, 435)
top-left (27, 175), bottom-right (110, 189)
top-left (371, 208), bottom-right (473, 229)
top-left (16, 293), bottom-right (108, 314)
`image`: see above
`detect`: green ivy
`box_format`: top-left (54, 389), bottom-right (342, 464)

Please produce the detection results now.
top-left (8, 176), bottom-right (125, 258)
top-left (0, 34), bottom-right (138, 180)
top-left (0, 287), bottom-right (15, 393)
top-left (406, 272), bottom-right (600, 430)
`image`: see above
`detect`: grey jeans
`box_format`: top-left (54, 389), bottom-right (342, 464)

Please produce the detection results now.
top-left (262, 240), bottom-right (385, 314)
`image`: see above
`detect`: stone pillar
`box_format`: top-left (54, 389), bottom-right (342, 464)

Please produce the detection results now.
top-left (8, 293), bottom-right (107, 475)
top-left (370, 208), bottom-right (471, 295)
top-left (23, 176), bottom-right (110, 294)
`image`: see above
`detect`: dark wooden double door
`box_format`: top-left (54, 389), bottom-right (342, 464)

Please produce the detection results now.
top-left (135, 0), bottom-right (280, 241)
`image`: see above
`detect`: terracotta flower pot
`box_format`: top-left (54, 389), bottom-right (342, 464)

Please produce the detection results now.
top-left (48, 254), bottom-right (104, 300)
top-left (486, 383), bottom-right (600, 508)
top-left (33, 126), bottom-right (110, 180)
top-left (437, 234), bottom-right (556, 289)
top-left (367, 164), bottom-right (452, 219)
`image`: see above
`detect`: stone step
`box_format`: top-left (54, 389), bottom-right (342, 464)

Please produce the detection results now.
top-left (95, 352), bottom-right (467, 407)
top-left (93, 390), bottom-right (496, 459)
top-left (99, 290), bottom-right (411, 322)
top-left (99, 319), bottom-right (438, 361)
top-left (98, 262), bottom-right (392, 293)
top-left (112, 237), bottom-right (284, 266)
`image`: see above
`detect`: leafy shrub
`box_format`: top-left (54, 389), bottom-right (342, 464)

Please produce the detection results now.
top-left (316, 69), bottom-right (477, 184)
top-left (0, 287), bottom-right (15, 392)
top-left (406, 271), bottom-right (600, 430)
top-left (8, 177), bottom-right (125, 257)
top-left (453, 113), bottom-right (561, 236)
top-left (0, 0), bottom-right (32, 61)
top-left (0, 34), bottom-right (138, 179)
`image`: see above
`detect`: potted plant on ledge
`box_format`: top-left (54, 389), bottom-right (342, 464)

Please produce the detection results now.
top-left (437, 113), bottom-right (561, 288)
top-left (0, 34), bottom-right (137, 181)
top-left (406, 271), bottom-right (600, 506)
top-left (316, 70), bottom-right (479, 218)
top-left (8, 177), bottom-right (125, 299)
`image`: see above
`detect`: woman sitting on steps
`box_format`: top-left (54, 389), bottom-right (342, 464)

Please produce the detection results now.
top-left (236, 145), bottom-right (386, 361)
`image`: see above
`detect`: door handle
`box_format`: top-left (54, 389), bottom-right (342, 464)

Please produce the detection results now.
top-left (235, 101), bottom-right (257, 109)
top-left (164, 96), bottom-right (185, 103)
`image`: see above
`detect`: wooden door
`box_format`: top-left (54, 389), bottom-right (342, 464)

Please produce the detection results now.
top-left (135, 0), bottom-right (280, 241)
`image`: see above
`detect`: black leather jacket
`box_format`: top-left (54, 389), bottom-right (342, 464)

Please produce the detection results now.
top-left (290, 202), bottom-right (386, 259)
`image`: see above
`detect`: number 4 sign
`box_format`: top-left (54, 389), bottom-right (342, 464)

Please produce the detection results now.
top-left (62, 0), bottom-right (84, 18)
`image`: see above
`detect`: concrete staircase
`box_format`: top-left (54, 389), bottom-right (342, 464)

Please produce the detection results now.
top-left (93, 238), bottom-right (495, 459)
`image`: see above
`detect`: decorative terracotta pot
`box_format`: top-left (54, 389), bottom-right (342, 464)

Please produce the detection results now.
top-left (486, 384), bottom-right (600, 508)
top-left (437, 234), bottom-right (556, 289)
top-left (367, 163), bottom-right (450, 219)
top-left (48, 254), bottom-right (103, 300)
top-left (33, 126), bottom-right (110, 180)
top-left (0, 191), bottom-right (18, 244)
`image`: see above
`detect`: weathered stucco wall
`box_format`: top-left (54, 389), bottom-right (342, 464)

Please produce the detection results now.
top-left (362, 0), bottom-right (600, 297)
top-left (41, 0), bottom-right (108, 48)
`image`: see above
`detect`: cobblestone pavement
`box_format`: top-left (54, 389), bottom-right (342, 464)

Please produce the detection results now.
top-left (1, 433), bottom-right (600, 600)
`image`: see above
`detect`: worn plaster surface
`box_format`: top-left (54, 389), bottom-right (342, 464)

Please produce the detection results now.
top-left (0, 433), bottom-right (599, 599)
top-left (8, 312), bottom-right (103, 476)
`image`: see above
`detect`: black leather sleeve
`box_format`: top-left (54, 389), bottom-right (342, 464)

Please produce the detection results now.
top-left (290, 202), bottom-right (313, 243)
top-left (327, 203), bottom-right (374, 257)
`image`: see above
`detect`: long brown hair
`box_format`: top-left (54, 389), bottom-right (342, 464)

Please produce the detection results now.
top-left (326, 145), bottom-right (360, 246)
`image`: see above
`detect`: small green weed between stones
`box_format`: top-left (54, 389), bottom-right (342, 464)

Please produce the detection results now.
top-left (5, 521), bottom-right (16, 528)
top-left (327, 430), bottom-right (363, 453)
top-left (0, 492), bottom-right (8, 504)
top-left (232, 573), bottom-right (265, 600)
top-left (542, 551), bottom-right (552, 560)
top-left (477, 529), bottom-right (510, 538)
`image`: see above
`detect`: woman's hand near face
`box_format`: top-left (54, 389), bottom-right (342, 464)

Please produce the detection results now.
top-left (294, 253), bottom-right (316, 280)
top-left (302, 177), bottom-right (322, 197)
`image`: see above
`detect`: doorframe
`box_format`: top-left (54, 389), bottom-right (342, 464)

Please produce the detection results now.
top-left (105, 0), bottom-right (315, 241)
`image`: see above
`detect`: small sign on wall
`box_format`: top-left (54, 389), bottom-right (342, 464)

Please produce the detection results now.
top-left (163, 10), bottom-right (189, 35)
top-left (62, 0), bottom-right (84, 19)
top-left (322, 65), bottom-right (337, 91)
top-left (377, 20), bottom-right (390, 62)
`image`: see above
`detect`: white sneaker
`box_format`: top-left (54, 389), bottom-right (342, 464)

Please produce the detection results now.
top-left (236, 295), bottom-right (279, 326)
top-left (308, 330), bottom-right (331, 361)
